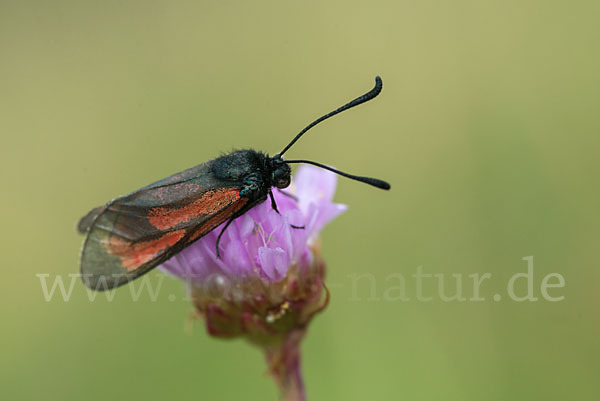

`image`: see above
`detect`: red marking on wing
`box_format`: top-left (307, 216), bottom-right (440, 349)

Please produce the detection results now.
top-left (148, 189), bottom-right (241, 230)
top-left (107, 229), bottom-right (186, 270)
top-left (187, 198), bottom-right (249, 242)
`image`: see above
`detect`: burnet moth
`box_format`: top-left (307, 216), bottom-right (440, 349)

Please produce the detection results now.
top-left (78, 76), bottom-right (390, 290)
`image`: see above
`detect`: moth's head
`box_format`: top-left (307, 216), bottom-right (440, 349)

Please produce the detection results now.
top-left (270, 154), bottom-right (291, 189)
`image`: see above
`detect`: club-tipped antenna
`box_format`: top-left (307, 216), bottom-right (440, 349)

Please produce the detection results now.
top-left (279, 76), bottom-right (383, 156)
top-left (285, 159), bottom-right (390, 190)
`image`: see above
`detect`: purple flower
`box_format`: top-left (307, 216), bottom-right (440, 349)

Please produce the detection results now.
top-left (160, 165), bottom-right (346, 285)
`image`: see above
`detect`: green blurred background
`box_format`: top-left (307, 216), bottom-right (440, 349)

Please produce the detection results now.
top-left (2, 1), bottom-right (599, 400)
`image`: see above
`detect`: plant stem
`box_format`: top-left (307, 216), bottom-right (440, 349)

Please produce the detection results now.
top-left (264, 329), bottom-right (307, 401)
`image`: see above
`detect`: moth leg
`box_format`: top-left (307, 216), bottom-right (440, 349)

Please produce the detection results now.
top-left (269, 190), bottom-right (280, 214)
top-left (269, 191), bottom-right (305, 230)
top-left (216, 217), bottom-right (236, 259)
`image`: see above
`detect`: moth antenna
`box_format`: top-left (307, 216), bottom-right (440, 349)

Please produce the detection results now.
top-left (279, 76), bottom-right (383, 156)
top-left (285, 159), bottom-right (390, 190)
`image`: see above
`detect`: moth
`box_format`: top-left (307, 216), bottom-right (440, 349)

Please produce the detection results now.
top-left (79, 76), bottom-right (390, 290)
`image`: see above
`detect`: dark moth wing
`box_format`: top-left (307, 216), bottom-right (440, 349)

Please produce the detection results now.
top-left (79, 161), bottom-right (248, 290)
